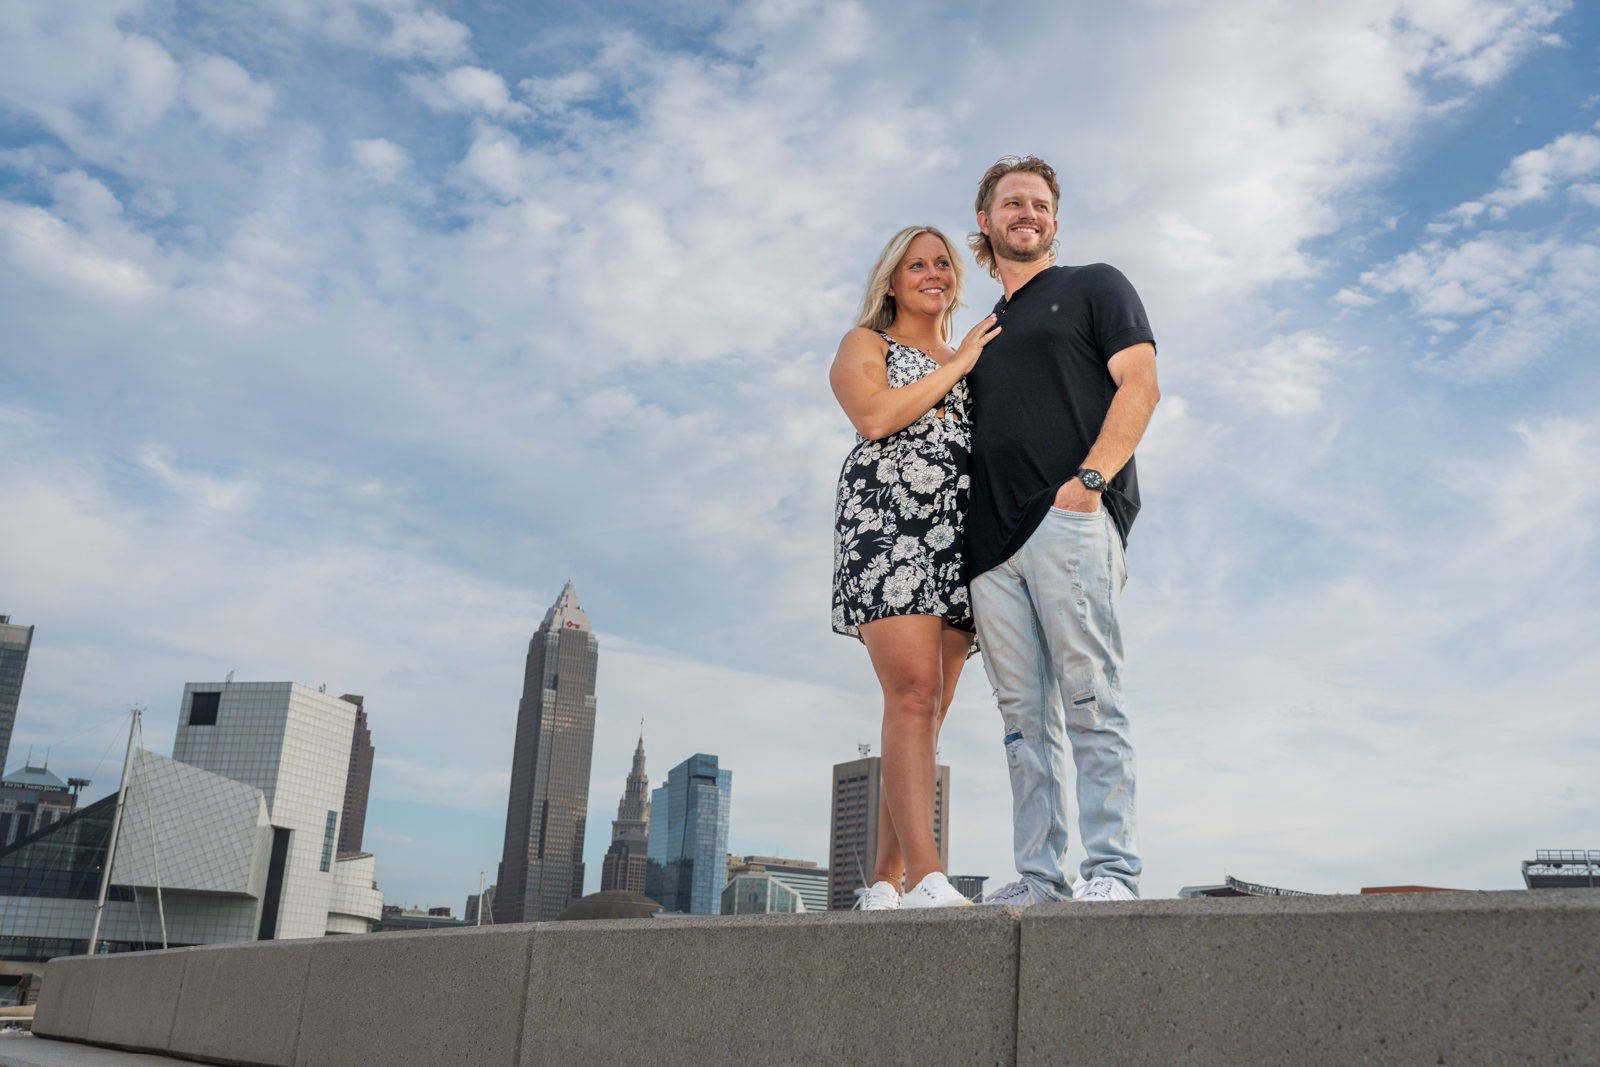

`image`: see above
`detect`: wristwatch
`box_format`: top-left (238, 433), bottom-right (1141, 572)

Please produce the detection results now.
top-left (1076, 468), bottom-right (1106, 492)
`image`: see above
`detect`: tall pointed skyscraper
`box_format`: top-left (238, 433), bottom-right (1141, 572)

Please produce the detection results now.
top-left (611, 734), bottom-right (650, 841)
top-left (494, 581), bottom-right (599, 923)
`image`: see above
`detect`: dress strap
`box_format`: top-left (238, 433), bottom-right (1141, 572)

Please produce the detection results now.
top-left (878, 331), bottom-right (897, 346)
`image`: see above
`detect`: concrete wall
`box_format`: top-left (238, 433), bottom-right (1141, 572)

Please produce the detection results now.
top-left (30, 888), bottom-right (1600, 1067)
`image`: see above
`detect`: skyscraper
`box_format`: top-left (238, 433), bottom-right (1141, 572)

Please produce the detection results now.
top-left (337, 695), bottom-right (374, 855)
top-left (0, 617), bottom-right (34, 780)
top-left (611, 734), bottom-right (650, 841)
top-left (647, 754), bottom-right (731, 915)
top-left (600, 734), bottom-right (651, 894)
top-left (826, 754), bottom-right (949, 910)
top-left (494, 581), bottom-right (599, 923)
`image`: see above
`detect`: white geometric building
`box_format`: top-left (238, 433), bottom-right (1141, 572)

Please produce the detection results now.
top-left (173, 681), bottom-right (381, 940)
top-left (0, 681), bottom-right (383, 960)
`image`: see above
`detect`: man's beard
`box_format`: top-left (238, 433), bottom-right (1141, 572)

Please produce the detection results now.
top-left (990, 225), bottom-right (1052, 264)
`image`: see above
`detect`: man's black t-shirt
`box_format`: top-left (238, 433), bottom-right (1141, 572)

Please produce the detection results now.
top-left (965, 263), bottom-right (1156, 581)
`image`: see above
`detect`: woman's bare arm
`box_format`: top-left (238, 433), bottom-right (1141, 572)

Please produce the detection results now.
top-left (829, 317), bottom-right (998, 440)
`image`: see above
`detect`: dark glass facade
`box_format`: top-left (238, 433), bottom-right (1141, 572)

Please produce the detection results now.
top-left (648, 754), bottom-right (731, 915)
top-left (0, 622), bottom-right (34, 779)
top-left (0, 794), bottom-right (127, 901)
top-left (337, 697), bottom-right (374, 855)
top-left (495, 582), bottom-right (599, 923)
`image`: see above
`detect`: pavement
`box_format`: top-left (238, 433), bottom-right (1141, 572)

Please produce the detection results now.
top-left (0, 1036), bottom-right (189, 1067)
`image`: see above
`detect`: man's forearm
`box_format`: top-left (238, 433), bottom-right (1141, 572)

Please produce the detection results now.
top-left (1081, 376), bottom-right (1159, 481)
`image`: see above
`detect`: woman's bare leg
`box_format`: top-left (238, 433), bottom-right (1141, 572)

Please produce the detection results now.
top-left (935, 623), bottom-right (974, 735)
top-left (860, 614), bottom-right (947, 891)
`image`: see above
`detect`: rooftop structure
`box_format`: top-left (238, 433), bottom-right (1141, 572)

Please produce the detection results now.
top-left (1522, 849), bottom-right (1599, 889)
top-left (1177, 875), bottom-right (1321, 898)
top-left (495, 581), bottom-right (600, 923)
top-left (0, 762), bottom-right (78, 849)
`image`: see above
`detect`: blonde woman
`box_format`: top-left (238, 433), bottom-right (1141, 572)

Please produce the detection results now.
top-left (829, 226), bottom-right (1000, 910)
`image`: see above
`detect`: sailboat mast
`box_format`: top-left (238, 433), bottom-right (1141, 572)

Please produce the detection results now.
top-left (88, 708), bottom-right (140, 953)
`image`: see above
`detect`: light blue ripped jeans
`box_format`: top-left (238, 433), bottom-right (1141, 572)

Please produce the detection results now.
top-left (970, 504), bottom-right (1141, 898)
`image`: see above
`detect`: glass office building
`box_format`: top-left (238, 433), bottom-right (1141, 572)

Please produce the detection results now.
top-left (647, 754), bottom-right (731, 915)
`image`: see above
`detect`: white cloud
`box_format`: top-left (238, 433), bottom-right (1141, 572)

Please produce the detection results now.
top-left (406, 67), bottom-right (529, 119)
top-left (350, 137), bottom-right (410, 182)
top-left (183, 55), bottom-right (276, 134)
top-left (379, 8), bottom-right (471, 63)
top-left (1225, 332), bottom-right (1350, 417)
top-left (1352, 120), bottom-right (1600, 379)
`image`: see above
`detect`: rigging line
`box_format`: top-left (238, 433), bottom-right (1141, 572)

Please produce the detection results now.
top-left (86, 720), bottom-right (132, 801)
top-left (134, 722), bottom-right (167, 950)
top-left (32, 710), bottom-right (132, 765)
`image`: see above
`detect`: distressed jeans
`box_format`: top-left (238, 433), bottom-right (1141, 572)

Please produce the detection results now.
top-left (971, 504), bottom-right (1141, 898)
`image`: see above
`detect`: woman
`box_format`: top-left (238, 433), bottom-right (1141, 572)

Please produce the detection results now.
top-left (830, 226), bottom-right (999, 910)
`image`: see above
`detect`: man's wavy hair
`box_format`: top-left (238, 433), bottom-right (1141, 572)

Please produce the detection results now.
top-left (968, 156), bottom-right (1061, 279)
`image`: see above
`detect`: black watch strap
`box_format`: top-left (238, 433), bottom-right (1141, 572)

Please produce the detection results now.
top-left (1076, 468), bottom-right (1106, 492)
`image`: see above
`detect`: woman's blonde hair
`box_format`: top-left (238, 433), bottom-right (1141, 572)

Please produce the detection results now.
top-left (855, 226), bottom-right (966, 341)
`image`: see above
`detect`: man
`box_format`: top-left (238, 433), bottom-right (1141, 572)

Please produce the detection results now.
top-left (965, 156), bottom-right (1160, 905)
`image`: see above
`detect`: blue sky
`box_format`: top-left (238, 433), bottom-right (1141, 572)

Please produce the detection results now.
top-left (1, 0), bottom-right (1596, 910)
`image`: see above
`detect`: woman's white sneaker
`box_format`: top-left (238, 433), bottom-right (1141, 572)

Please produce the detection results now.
top-left (1073, 876), bottom-right (1137, 902)
top-left (901, 872), bottom-right (975, 908)
top-left (861, 881), bottom-right (902, 911)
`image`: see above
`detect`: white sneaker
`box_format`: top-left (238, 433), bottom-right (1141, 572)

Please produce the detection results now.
top-left (860, 881), bottom-right (901, 911)
top-left (900, 872), bottom-right (975, 909)
top-left (1073, 877), bottom-right (1137, 902)
top-left (981, 879), bottom-right (1054, 907)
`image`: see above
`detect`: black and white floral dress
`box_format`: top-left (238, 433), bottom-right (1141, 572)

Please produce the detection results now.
top-left (832, 333), bottom-right (977, 644)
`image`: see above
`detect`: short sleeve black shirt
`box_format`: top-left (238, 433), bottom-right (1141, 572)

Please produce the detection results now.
top-left (965, 263), bottom-right (1156, 581)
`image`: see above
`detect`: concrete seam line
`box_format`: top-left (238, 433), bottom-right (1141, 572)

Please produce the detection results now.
top-left (513, 925), bottom-right (537, 1067)
top-left (1009, 911), bottom-right (1021, 1067)
top-left (164, 949), bottom-right (189, 1053)
top-left (289, 944), bottom-right (316, 1067)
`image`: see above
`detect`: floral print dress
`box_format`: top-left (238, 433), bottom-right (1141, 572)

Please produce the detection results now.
top-left (832, 333), bottom-right (976, 644)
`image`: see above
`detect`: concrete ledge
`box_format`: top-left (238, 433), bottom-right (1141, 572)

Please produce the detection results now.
top-left (84, 948), bottom-right (188, 1053)
top-left (297, 924), bottom-right (537, 1067)
top-left (168, 939), bottom-right (314, 1067)
top-left (1017, 889), bottom-right (1600, 1066)
top-left (32, 958), bottom-right (102, 1043)
top-left (522, 907), bottom-right (1024, 1066)
top-left (29, 888), bottom-right (1600, 1067)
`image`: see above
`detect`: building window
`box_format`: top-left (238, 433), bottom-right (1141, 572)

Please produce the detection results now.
top-left (189, 692), bottom-right (220, 726)
top-left (320, 810), bottom-right (337, 872)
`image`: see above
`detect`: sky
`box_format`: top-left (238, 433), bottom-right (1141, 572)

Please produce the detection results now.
top-left (1, 0), bottom-right (1597, 910)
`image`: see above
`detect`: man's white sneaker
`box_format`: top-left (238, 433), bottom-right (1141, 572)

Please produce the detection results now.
top-left (1073, 877), bottom-right (1137, 902)
top-left (900, 872), bottom-right (975, 909)
top-left (981, 880), bottom-right (1054, 907)
top-left (860, 881), bottom-right (901, 911)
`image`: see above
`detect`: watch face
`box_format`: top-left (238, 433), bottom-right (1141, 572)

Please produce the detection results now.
top-left (1080, 470), bottom-right (1104, 490)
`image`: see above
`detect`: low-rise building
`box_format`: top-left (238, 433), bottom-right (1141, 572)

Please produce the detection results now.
top-left (721, 872), bottom-right (805, 915)
top-left (726, 855), bottom-right (827, 914)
